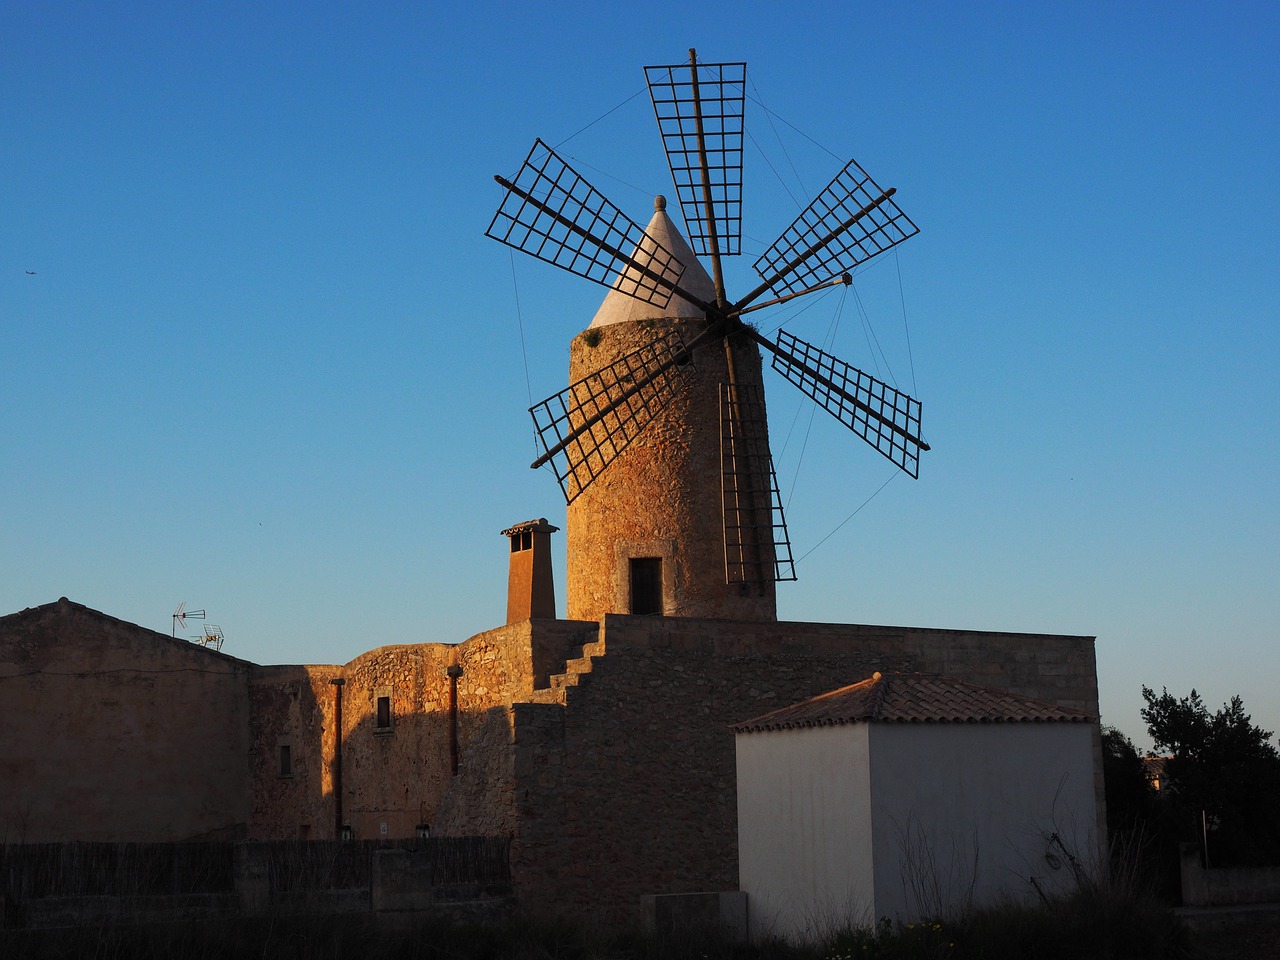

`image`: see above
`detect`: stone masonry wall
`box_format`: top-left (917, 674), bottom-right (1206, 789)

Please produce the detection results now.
top-left (246, 620), bottom-right (593, 841)
top-left (566, 319), bottom-right (777, 623)
top-left (2, 597), bottom-right (1101, 926)
top-left (247, 663), bottom-right (341, 840)
top-left (510, 614), bottom-right (1101, 922)
top-left (0, 599), bottom-right (252, 843)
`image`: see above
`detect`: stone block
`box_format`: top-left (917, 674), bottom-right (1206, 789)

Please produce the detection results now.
top-left (640, 890), bottom-right (749, 941)
top-left (372, 848), bottom-right (432, 914)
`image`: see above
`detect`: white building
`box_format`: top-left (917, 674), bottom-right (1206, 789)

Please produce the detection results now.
top-left (734, 672), bottom-right (1098, 943)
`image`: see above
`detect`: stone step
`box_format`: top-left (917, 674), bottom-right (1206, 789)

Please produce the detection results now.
top-left (550, 669), bottom-right (590, 690)
top-left (527, 687), bottom-right (566, 705)
top-left (545, 639), bottom-right (605, 694)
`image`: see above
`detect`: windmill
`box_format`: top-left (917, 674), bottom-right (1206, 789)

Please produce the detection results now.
top-left (487, 50), bottom-right (928, 623)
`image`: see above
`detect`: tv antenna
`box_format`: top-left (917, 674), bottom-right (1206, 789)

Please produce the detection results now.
top-left (196, 624), bottom-right (225, 652)
top-left (172, 601), bottom-right (206, 638)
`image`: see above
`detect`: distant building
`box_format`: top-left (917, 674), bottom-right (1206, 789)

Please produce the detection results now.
top-left (0, 598), bottom-right (252, 843)
top-left (1142, 756), bottom-right (1169, 793)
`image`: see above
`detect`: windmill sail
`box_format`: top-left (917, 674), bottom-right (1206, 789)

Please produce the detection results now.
top-left (721, 383), bottom-right (796, 583)
top-left (530, 327), bottom-right (694, 503)
top-left (486, 140), bottom-right (688, 308)
top-left (769, 329), bottom-right (927, 478)
top-left (751, 158), bottom-right (919, 300)
top-left (645, 56), bottom-right (746, 259)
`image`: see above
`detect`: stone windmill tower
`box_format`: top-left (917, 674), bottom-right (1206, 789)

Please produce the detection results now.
top-left (487, 51), bottom-right (929, 624)
top-left (565, 195), bottom-right (778, 622)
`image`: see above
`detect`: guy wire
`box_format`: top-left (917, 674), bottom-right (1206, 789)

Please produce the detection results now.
top-left (508, 251), bottom-right (536, 457)
top-left (797, 470), bottom-right (900, 565)
top-left (896, 251), bottom-right (918, 396)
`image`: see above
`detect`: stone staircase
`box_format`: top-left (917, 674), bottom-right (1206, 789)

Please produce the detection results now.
top-left (528, 638), bottom-right (605, 706)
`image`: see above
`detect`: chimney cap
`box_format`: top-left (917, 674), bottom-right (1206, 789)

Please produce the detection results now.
top-left (500, 518), bottom-right (560, 537)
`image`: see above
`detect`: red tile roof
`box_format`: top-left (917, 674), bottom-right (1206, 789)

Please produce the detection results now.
top-left (733, 672), bottom-right (1091, 733)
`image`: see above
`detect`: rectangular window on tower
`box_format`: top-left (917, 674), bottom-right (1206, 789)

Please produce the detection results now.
top-left (630, 557), bottom-right (663, 616)
top-left (278, 744), bottom-right (292, 778)
top-left (373, 685), bottom-right (394, 734)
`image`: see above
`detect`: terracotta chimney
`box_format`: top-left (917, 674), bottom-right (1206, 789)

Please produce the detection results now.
top-left (501, 518), bottom-right (559, 623)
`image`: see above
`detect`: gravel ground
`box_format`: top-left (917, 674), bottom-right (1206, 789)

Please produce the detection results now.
top-left (1186, 911), bottom-right (1280, 960)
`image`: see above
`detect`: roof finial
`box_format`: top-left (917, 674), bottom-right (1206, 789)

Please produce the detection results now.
top-left (654, 195), bottom-right (666, 211)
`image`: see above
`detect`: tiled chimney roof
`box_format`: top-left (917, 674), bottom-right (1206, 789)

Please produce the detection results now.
top-left (733, 672), bottom-right (1091, 734)
top-left (500, 518), bottom-right (559, 537)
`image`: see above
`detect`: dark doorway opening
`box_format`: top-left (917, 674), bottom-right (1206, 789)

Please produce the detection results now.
top-left (630, 557), bottom-right (663, 615)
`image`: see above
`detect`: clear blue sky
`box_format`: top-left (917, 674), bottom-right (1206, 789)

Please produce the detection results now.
top-left (4, 1), bottom-right (1277, 749)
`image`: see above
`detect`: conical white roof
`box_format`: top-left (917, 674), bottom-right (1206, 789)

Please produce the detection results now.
top-left (589, 196), bottom-right (715, 328)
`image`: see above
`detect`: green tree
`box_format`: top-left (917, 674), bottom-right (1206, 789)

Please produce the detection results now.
top-left (1100, 725), bottom-right (1181, 895)
top-left (1140, 687), bottom-right (1280, 866)
top-left (1101, 725), bottom-right (1156, 835)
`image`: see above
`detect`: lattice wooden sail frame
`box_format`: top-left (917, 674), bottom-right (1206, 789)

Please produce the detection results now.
top-left (645, 58), bottom-right (746, 259)
top-left (530, 327), bottom-right (695, 503)
top-left (753, 159), bottom-right (920, 299)
top-left (770, 329), bottom-right (926, 478)
top-left (721, 383), bottom-right (796, 583)
top-left (486, 139), bottom-right (688, 308)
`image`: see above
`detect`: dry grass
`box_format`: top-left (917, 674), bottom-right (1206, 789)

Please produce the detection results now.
top-left (0, 893), bottom-right (1198, 960)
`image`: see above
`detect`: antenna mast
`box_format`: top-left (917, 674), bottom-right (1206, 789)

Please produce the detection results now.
top-left (172, 601), bottom-right (206, 638)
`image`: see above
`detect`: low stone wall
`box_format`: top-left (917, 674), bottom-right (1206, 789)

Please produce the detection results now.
top-left (4, 892), bottom-right (237, 930)
top-left (640, 891), bottom-right (748, 940)
top-left (372, 848), bottom-right (513, 923)
top-left (1181, 843), bottom-right (1280, 907)
top-left (2, 839), bottom-right (511, 930)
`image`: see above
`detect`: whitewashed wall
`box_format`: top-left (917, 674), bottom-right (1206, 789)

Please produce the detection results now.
top-left (736, 724), bottom-right (875, 942)
top-left (736, 722), bottom-right (1097, 943)
top-left (868, 723), bottom-right (1097, 920)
